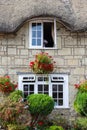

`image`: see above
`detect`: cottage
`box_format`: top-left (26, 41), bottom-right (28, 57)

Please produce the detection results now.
top-left (0, 0), bottom-right (87, 123)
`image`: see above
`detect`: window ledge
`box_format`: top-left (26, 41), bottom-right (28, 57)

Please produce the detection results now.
top-left (17, 72), bottom-right (70, 75)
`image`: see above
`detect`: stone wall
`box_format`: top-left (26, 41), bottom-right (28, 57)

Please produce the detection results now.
top-left (0, 21), bottom-right (87, 120)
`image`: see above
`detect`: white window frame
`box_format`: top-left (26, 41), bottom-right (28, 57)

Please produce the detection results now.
top-left (29, 18), bottom-right (57, 49)
top-left (18, 74), bottom-right (69, 108)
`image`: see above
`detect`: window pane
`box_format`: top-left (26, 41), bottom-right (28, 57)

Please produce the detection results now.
top-left (23, 85), bottom-right (28, 91)
top-left (30, 85), bottom-right (34, 91)
top-left (58, 85), bottom-right (63, 91)
top-left (59, 93), bottom-right (63, 98)
top-left (53, 92), bottom-right (57, 98)
top-left (24, 92), bottom-right (28, 98)
top-left (38, 84), bottom-right (43, 91)
top-left (32, 23), bottom-right (36, 30)
top-left (32, 31), bottom-right (36, 37)
top-left (38, 77), bottom-right (43, 81)
top-left (44, 77), bottom-right (49, 81)
top-left (37, 31), bottom-right (41, 38)
top-left (58, 100), bottom-right (63, 105)
top-left (37, 23), bottom-right (41, 30)
top-left (44, 92), bottom-right (48, 95)
top-left (53, 84), bottom-right (57, 91)
top-left (54, 99), bottom-right (58, 106)
top-left (30, 92), bottom-right (34, 94)
top-left (37, 39), bottom-right (41, 46)
top-left (32, 39), bottom-right (36, 46)
top-left (44, 85), bottom-right (49, 91)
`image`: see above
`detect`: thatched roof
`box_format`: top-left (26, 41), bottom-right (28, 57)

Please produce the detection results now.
top-left (0, 0), bottom-right (87, 33)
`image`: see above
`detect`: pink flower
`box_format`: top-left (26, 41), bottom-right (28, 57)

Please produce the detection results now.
top-left (30, 62), bottom-right (34, 68)
top-left (74, 84), bottom-right (80, 89)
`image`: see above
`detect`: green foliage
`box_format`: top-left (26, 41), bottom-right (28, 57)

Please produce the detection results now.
top-left (9, 90), bottom-right (23, 102)
top-left (0, 76), bottom-right (17, 93)
top-left (75, 80), bottom-right (87, 92)
top-left (7, 124), bottom-right (26, 130)
top-left (74, 91), bottom-right (87, 116)
top-left (27, 94), bottom-right (54, 115)
top-left (75, 117), bottom-right (87, 130)
top-left (0, 92), bottom-right (31, 129)
top-left (48, 125), bottom-right (64, 130)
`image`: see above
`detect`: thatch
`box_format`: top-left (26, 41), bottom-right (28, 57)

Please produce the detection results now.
top-left (0, 0), bottom-right (87, 33)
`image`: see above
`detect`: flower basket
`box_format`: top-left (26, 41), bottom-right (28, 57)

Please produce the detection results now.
top-left (0, 76), bottom-right (17, 94)
top-left (29, 52), bottom-right (56, 74)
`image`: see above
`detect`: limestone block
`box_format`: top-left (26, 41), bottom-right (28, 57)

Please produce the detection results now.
top-left (20, 49), bottom-right (28, 56)
top-left (2, 57), bottom-right (11, 65)
top-left (72, 67), bottom-right (84, 75)
top-left (15, 58), bottom-right (23, 65)
top-left (67, 59), bottom-right (78, 66)
top-left (58, 48), bottom-right (71, 55)
top-left (8, 48), bottom-right (16, 55)
top-left (74, 48), bottom-right (85, 55)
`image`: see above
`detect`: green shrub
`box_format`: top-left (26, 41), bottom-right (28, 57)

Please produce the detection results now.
top-left (0, 94), bottom-right (31, 128)
top-left (48, 125), bottom-right (64, 130)
top-left (9, 90), bottom-right (23, 102)
top-left (74, 91), bottom-right (87, 116)
top-left (27, 94), bottom-right (54, 115)
top-left (75, 117), bottom-right (87, 130)
top-left (7, 124), bottom-right (26, 130)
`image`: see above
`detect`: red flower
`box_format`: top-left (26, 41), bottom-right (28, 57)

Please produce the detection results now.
top-left (30, 62), bottom-right (34, 67)
top-left (38, 121), bottom-right (44, 126)
top-left (74, 84), bottom-right (80, 89)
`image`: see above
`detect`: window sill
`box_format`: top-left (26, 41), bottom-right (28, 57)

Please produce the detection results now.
top-left (28, 47), bottom-right (58, 50)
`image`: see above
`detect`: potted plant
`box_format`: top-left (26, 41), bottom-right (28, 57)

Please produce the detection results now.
top-left (29, 52), bottom-right (56, 74)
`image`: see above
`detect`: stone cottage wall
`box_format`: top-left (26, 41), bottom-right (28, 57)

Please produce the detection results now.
top-left (0, 21), bottom-right (87, 121)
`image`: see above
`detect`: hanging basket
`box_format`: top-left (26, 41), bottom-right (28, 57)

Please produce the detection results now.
top-left (29, 52), bottom-right (56, 74)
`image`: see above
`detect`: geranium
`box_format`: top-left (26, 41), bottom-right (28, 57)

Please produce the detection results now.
top-left (74, 80), bottom-right (87, 92)
top-left (0, 76), bottom-right (17, 94)
top-left (29, 52), bottom-right (56, 74)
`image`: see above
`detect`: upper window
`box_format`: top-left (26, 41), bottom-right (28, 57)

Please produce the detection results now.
top-left (29, 18), bottom-right (56, 49)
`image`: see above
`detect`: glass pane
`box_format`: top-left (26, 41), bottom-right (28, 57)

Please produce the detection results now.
top-left (58, 85), bottom-right (63, 91)
top-left (38, 77), bottom-right (43, 81)
top-left (53, 92), bottom-right (57, 98)
top-left (37, 31), bottom-right (41, 38)
top-left (44, 77), bottom-right (49, 81)
top-left (24, 92), bottom-right (28, 98)
top-left (32, 23), bottom-right (36, 30)
top-left (37, 23), bottom-right (41, 30)
top-left (58, 100), bottom-right (63, 105)
top-left (30, 92), bottom-right (34, 94)
top-left (23, 85), bottom-right (28, 91)
top-left (59, 93), bottom-right (63, 98)
top-left (32, 39), bottom-right (36, 46)
top-left (44, 85), bottom-right (49, 91)
top-left (38, 92), bottom-right (43, 94)
top-left (30, 85), bottom-right (34, 91)
top-left (38, 84), bottom-right (43, 91)
top-left (53, 85), bottom-right (57, 91)
top-left (37, 39), bottom-right (41, 46)
top-left (44, 92), bottom-right (48, 95)
top-left (54, 99), bottom-right (58, 106)
top-left (32, 31), bottom-right (36, 37)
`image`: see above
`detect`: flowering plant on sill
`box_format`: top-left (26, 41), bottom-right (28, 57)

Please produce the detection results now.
top-left (74, 80), bottom-right (87, 92)
top-left (29, 52), bottom-right (56, 74)
top-left (0, 75), bottom-right (17, 94)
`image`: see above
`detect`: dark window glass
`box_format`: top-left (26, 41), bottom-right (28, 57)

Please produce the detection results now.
top-left (30, 85), bottom-right (34, 91)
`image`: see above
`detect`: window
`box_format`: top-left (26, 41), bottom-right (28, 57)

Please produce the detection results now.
top-left (29, 18), bottom-right (56, 49)
top-left (18, 74), bottom-right (69, 108)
